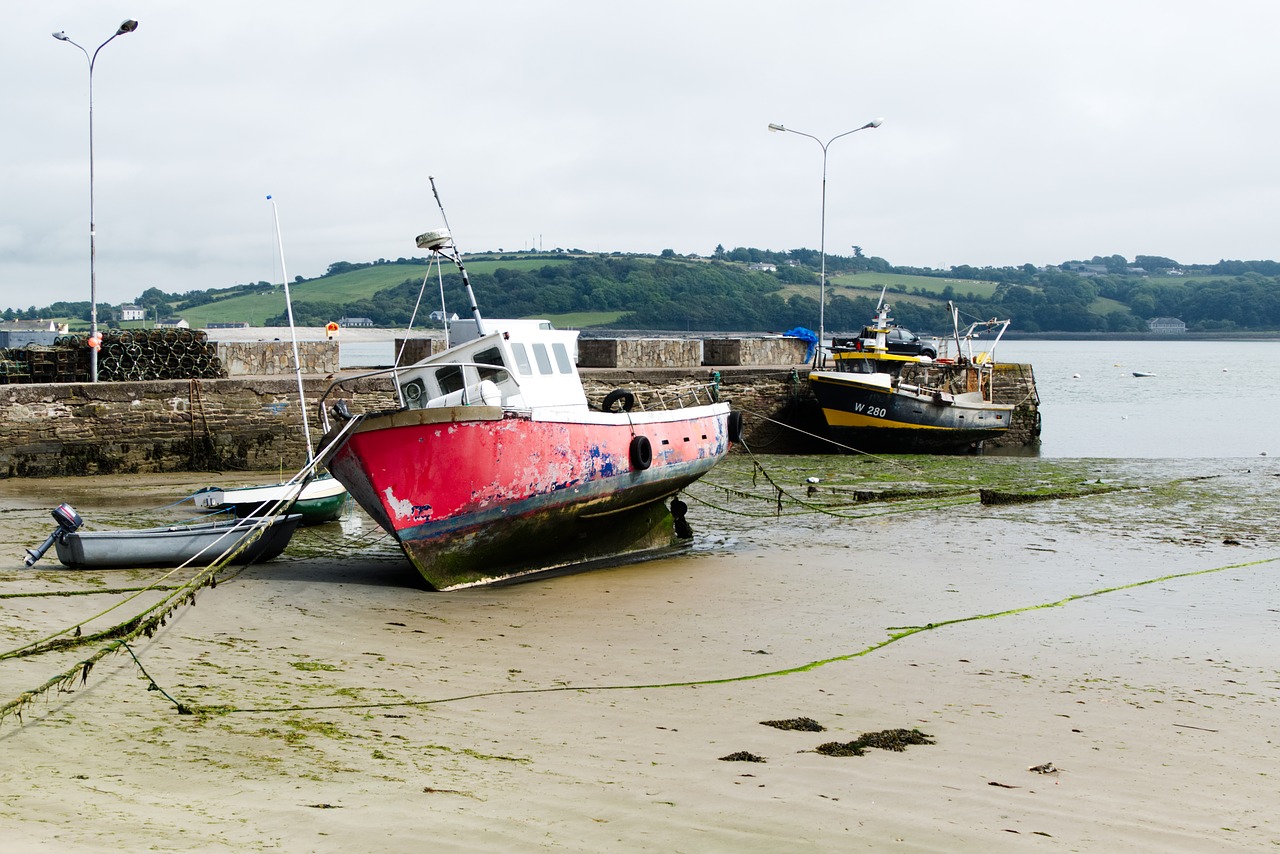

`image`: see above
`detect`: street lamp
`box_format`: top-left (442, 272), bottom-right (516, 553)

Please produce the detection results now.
top-left (768, 118), bottom-right (882, 367)
top-left (52, 19), bottom-right (139, 382)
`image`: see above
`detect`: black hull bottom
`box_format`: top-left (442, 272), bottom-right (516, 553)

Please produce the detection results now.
top-left (822, 425), bottom-right (1006, 454)
top-left (811, 373), bottom-right (1012, 455)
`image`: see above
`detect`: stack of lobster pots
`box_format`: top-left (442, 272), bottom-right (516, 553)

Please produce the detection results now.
top-left (0, 330), bottom-right (226, 384)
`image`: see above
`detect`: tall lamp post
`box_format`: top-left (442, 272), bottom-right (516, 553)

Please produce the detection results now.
top-left (53, 19), bottom-right (139, 382)
top-left (768, 118), bottom-right (882, 367)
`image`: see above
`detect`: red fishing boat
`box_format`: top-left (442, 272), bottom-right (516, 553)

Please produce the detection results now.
top-left (316, 227), bottom-right (737, 589)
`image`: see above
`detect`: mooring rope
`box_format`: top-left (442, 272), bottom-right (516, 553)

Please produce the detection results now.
top-left (707, 440), bottom-right (969, 520)
top-left (0, 497), bottom-right (294, 664)
top-left (0, 489), bottom-right (308, 723)
top-left (186, 551), bottom-right (1278, 717)
top-left (734, 404), bottom-right (930, 470)
top-left (0, 585), bottom-right (182, 600)
top-left (5, 502), bottom-right (1274, 724)
top-left (682, 482), bottom-right (977, 521)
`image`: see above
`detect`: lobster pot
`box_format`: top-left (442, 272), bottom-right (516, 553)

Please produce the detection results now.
top-left (0, 330), bottom-right (227, 384)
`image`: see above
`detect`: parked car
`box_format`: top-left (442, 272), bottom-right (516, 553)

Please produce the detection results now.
top-left (883, 327), bottom-right (937, 359)
top-left (832, 326), bottom-right (938, 359)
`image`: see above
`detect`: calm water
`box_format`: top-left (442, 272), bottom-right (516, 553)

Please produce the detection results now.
top-left (997, 339), bottom-right (1279, 459)
top-left (340, 341), bottom-right (396, 369)
top-left (339, 337), bottom-right (1280, 460)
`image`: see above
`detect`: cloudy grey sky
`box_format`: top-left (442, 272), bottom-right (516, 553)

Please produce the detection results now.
top-left (3, 1), bottom-right (1277, 311)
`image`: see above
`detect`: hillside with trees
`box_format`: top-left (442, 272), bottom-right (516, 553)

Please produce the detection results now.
top-left (8, 248), bottom-right (1280, 336)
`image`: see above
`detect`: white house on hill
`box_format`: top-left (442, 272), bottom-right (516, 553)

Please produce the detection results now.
top-left (1148, 317), bottom-right (1186, 334)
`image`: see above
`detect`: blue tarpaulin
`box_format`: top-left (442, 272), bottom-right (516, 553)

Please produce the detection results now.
top-left (783, 326), bottom-right (818, 361)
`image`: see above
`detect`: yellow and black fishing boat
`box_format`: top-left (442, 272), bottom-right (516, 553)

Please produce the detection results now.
top-left (809, 301), bottom-right (1014, 454)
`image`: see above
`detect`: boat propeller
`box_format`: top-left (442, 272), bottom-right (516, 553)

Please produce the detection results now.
top-left (24, 503), bottom-right (83, 567)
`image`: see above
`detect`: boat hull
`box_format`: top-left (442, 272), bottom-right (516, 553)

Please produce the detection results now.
top-left (326, 403), bottom-right (730, 589)
top-left (810, 371), bottom-right (1012, 453)
top-left (53, 514), bottom-right (302, 569)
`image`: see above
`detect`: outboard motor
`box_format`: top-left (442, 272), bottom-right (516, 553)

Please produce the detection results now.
top-left (24, 503), bottom-right (83, 567)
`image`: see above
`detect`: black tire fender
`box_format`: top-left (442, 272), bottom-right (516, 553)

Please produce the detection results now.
top-left (629, 435), bottom-right (652, 470)
top-left (727, 411), bottom-right (744, 444)
top-left (602, 389), bottom-right (635, 413)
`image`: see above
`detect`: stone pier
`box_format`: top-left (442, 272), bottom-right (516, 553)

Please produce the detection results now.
top-left (0, 337), bottom-right (1040, 477)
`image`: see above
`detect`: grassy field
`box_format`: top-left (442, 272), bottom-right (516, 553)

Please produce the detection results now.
top-left (45, 260), bottom-right (1143, 332)
top-left (534, 310), bottom-right (628, 328)
top-left (777, 271), bottom-right (1004, 309)
top-left (828, 271), bottom-right (1004, 299)
top-left (1089, 296), bottom-right (1130, 315)
top-left (178, 257), bottom-right (572, 327)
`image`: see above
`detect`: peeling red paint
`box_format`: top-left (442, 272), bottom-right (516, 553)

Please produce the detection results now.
top-left (328, 406), bottom-right (730, 586)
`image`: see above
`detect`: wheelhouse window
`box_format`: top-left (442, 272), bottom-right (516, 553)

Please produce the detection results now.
top-left (552, 342), bottom-right (573, 374)
top-left (474, 346), bottom-right (506, 382)
top-left (509, 343), bottom-right (532, 376)
top-left (434, 364), bottom-right (464, 395)
top-left (532, 343), bottom-right (553, 375)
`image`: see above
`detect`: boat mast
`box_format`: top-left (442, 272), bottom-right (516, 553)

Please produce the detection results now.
top-left (872, 287), bottom-right (890, 351)
top-left (949, 301), bottom-right (963, 360)
top-left (428, 176), bottom-right (484, 336)
top-left (268, 195), bottom-right (314, 462)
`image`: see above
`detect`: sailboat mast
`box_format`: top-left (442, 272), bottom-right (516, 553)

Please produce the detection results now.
top-left (267, 195), bottom-right (314, 462)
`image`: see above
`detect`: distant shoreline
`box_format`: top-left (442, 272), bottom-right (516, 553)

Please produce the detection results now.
top-left (197, 325), bottom-right (1280, 344)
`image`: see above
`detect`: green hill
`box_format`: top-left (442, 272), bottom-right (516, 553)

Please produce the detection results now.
top-left (178, 257), bottom-right (572, 327)
top-left (18, 250), bottom-right (1280, 335)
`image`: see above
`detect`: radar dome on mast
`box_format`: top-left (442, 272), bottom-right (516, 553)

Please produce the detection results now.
top-left (415, 229), bottom-right (452, 251)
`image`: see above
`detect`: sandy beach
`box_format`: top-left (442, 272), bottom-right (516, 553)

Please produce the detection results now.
top-left (1, 455), bottom-right (1277, 852)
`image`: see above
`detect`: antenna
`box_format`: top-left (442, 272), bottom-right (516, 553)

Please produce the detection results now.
top-left (426, 176), bottom-right (484, 336)
top-left (267, 195), bottom-right (314, 461)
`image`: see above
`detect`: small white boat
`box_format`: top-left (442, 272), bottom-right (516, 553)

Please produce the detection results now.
top-left (195, 474), bottom-right (348, 524)
top-left (25, 503), bottom-right (301, 569)
top-left (1132, 371), bottom-right (1156, 378)
top-left (197, 196), bottom-right (349, 524)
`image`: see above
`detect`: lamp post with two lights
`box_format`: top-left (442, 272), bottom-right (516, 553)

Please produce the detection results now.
top-left (767, 118), bottom-right (883, 367)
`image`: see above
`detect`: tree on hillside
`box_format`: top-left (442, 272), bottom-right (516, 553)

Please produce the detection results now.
top-left (1134, 255), bottom-right (1178, 271)
top-left (1091, 254), bottom-right (1129, 274)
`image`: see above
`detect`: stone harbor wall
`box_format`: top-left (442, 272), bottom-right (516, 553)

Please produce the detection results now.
top-left (703, 337), bottom-right (810, 367)
top-left (0, 377), bottom-right (394, 478)
top-left (578, 338), bottom-right (703, 369)
top-left (214, 341), bottom-right (339, 377)
top-left (0, 344), bottom-right (1042, 477)
top-left (989, 362), bottom-right (1041, 446)
top-left (580, 336), bottom-right (810, 369)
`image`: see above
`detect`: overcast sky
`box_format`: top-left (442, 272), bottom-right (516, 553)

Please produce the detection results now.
top-left (3, 1), bottom-right (1278, 311)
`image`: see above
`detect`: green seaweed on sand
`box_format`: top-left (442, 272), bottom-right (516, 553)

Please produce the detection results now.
top-left (422, 744), bottom-right (530, 763)
top-left (857, 728), bottom-right (935, 751)
top-left (760, 716), bottom-right (825, 732)
top-left (815, 728), bottom-right (934, 757)
top-left (979, 484), bottom-right (1123, 505)
top-left (290, 660), bottom-right (341, 672)
top-left (719, 751), bottom-right (765, 762)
